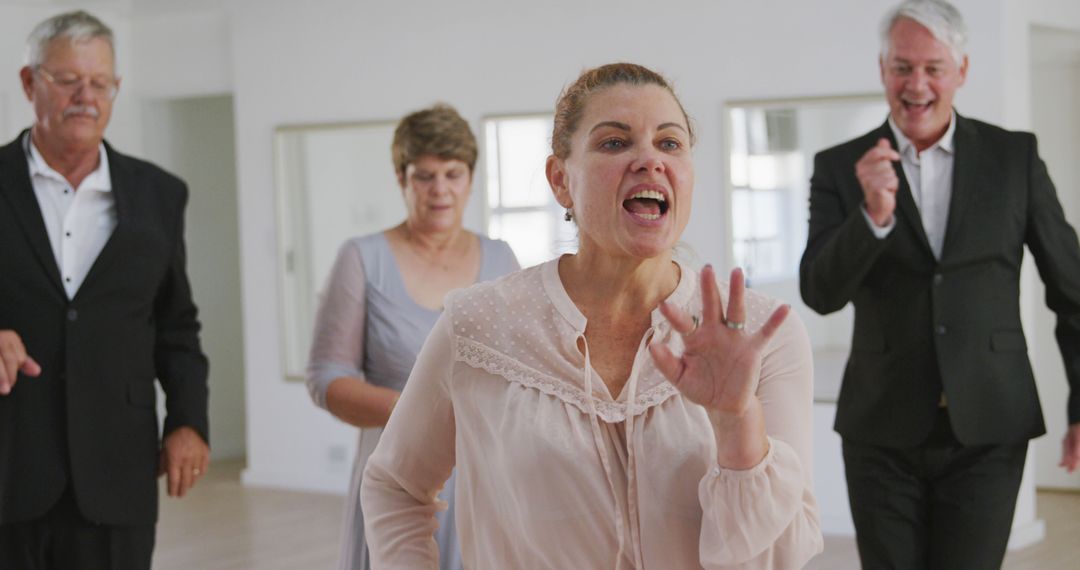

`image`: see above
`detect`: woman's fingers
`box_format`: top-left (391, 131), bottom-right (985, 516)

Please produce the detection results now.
top-left (658, 300), bottom-right (695, 336)
top-left (700, 265), bottom-right (722, 324)
top-left (725, 268), bottom-right (747, 328)
top-left (753, 303), bottom-right (791, 350)
top-left (648, 341), bottom-right (684, 384)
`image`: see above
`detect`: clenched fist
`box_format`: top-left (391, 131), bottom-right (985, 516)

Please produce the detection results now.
top-left (855, 138), bottom-right (901, 227)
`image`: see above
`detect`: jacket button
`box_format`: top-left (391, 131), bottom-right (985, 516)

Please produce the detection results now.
top-left (67, 309), bottom-right (78, 322)
top-left (936, 325), bottom-right (947, 335)
top-left (933, 274), bottom-right (943, 285)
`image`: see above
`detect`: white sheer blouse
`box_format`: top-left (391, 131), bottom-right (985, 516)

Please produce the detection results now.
top-left (361, 260), bottom-right (823, 569)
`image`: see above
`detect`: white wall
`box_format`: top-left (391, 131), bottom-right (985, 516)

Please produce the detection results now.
top-left (130, 7), bottom-right (231, 99)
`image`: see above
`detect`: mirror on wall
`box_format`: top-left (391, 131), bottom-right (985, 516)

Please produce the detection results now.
top-left (273, 121), bottom-right (403, 380)
top-left (725, 95), bottom-right (889, 285)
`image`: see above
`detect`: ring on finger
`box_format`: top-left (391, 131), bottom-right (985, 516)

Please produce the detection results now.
top-left (192, 468), bottom-right (201, 476)
top-left (689, 315), bottom-right (700, 334)
top-left (723, 319), bottom-right (745, 330)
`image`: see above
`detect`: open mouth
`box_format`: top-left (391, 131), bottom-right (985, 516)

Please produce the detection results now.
top-left (901, 99), bottom-right (934, 113)
top-left (623, 189), bottom-right (669, 221)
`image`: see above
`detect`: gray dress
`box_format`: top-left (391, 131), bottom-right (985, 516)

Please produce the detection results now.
top-left (306, 231), bottom-right (519, 570)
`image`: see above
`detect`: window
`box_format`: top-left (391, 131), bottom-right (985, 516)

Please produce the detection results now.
top-left (483, 115), bottom-right (574, 268)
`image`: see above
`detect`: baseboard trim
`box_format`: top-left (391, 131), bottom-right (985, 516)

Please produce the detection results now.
top-left (1007, 518), bottom-right (1046, 551)
top-left (821, 514), bottom-right (856, 537)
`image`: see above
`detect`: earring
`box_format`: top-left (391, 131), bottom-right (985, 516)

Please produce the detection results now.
top-left (564, 209), bottom-right (573, 222)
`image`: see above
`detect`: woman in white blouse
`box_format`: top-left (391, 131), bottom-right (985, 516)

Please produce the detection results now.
top-left (361, 64), bottom-right (823, 569)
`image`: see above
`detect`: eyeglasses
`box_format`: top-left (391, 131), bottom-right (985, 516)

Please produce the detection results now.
top-left (35, 67), bottom-right (119, 100)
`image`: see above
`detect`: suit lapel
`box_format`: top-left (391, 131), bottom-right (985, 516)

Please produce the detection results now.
top-left (0, 131), bottom-right (64, 292)
top-left (940, 114), bottom-right (976, 262)
top-left (879, 122), bottom-right (934, 257)
top-left (75, 142), bottom-right (130, 299)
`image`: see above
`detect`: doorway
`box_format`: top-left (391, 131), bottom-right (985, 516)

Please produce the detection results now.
top-left (142, 95), bottom-right (246, 460)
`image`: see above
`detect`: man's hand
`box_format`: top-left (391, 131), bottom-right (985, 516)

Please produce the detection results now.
top-left (855, 138), bottom-right (901, 227)
top-left (0, 330), bottom-right (41, 395)
top-left (159, 426), bottom-right (210, 498)
top-left (1060, 422), bottom-right (1080, 473)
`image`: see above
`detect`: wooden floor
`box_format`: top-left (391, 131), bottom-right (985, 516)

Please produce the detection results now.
top-left (155, 459), bottom-right (1080, 569)
top-left (154, 459), bottom-right (340, 569)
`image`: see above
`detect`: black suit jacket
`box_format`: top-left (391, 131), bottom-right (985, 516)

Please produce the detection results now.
top-left (800, 114), bottom-right (1080, 447)
top-left (0, 131), bottom-right (208, 525)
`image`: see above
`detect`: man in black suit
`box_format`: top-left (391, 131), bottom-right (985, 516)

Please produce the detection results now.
top-left (800, 0), bottom-right (1080, 568)
top-left (0, 11), bottom-right (210, 568)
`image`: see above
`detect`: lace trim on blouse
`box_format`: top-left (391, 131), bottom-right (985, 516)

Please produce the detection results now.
top-left (455, 335), bottom-right (680, 423)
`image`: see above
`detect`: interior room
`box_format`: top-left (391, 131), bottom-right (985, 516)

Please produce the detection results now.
top-left (1, 0), bottom-right (1078, 567)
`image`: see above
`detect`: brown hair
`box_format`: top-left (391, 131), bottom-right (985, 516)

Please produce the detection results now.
top-left (391, 103), bottom-right (478, 176)
top-left (551, 63), bottom-right (694, 159)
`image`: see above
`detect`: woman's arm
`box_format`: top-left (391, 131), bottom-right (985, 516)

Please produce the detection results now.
top-left (697, 308), bottom-right (822, 569)
top-left (306, 239), bottom-right (399, 427)
top-left (361, 312), bottom-right (457, 568)
top-left (651, 267), bottom-right (822, 568)
top-left (325, 376), bottom-right (399, 427)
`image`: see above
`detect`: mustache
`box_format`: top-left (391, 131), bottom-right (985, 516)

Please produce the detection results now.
top-left (63, 106), bottom-right (99, 119)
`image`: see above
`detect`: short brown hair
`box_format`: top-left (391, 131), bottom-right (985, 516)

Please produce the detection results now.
top-left (551, 63), bottom-right (694, 159)
top-left (391, 104), bottom-right (477, 176)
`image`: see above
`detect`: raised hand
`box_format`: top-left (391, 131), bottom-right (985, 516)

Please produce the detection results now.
top-left (0, 329), bottom-right (41, 395)
top-left (856, 138), bottom-right (901, 227)
top-left (649, 266), bottom-right (789, 419)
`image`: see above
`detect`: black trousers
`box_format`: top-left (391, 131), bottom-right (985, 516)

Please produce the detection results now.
top-left (0, 488), bottom-right (155, 570)
top-left (842, 408), bottom-right (1028, 570)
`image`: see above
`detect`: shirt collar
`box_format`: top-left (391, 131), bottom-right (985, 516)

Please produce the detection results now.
top-left (888, 110), bottom-right (957, 157)
top-left (23, 132), bottom-right (112, 193)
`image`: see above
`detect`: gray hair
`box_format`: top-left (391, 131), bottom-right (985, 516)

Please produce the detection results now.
top-left (25, 10), bottom-right (115, 68)
top-left (880, 0), bottom-right (967, 66)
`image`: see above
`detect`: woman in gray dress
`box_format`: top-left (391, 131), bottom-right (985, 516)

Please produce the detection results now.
top-left (305, 104), bottom-right (519, 570)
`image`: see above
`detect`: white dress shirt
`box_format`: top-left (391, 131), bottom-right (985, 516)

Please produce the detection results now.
top-left (25, 133), bottom-right (116, 299)
top-left (864, 113), bottom-right (957, 261)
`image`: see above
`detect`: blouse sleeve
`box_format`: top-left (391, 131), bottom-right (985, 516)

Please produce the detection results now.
top-left (305, 239), bottom-right (368, 410)
top-left (360, 310), bottom-right (457, 569)
top-left (698, 309), bottom-right (824, 569)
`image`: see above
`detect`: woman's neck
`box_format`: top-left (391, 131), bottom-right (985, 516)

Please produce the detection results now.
top-left (559, 247), bottom-right (680, 321)
top-left (399, 221), bottom-right (465, 253)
